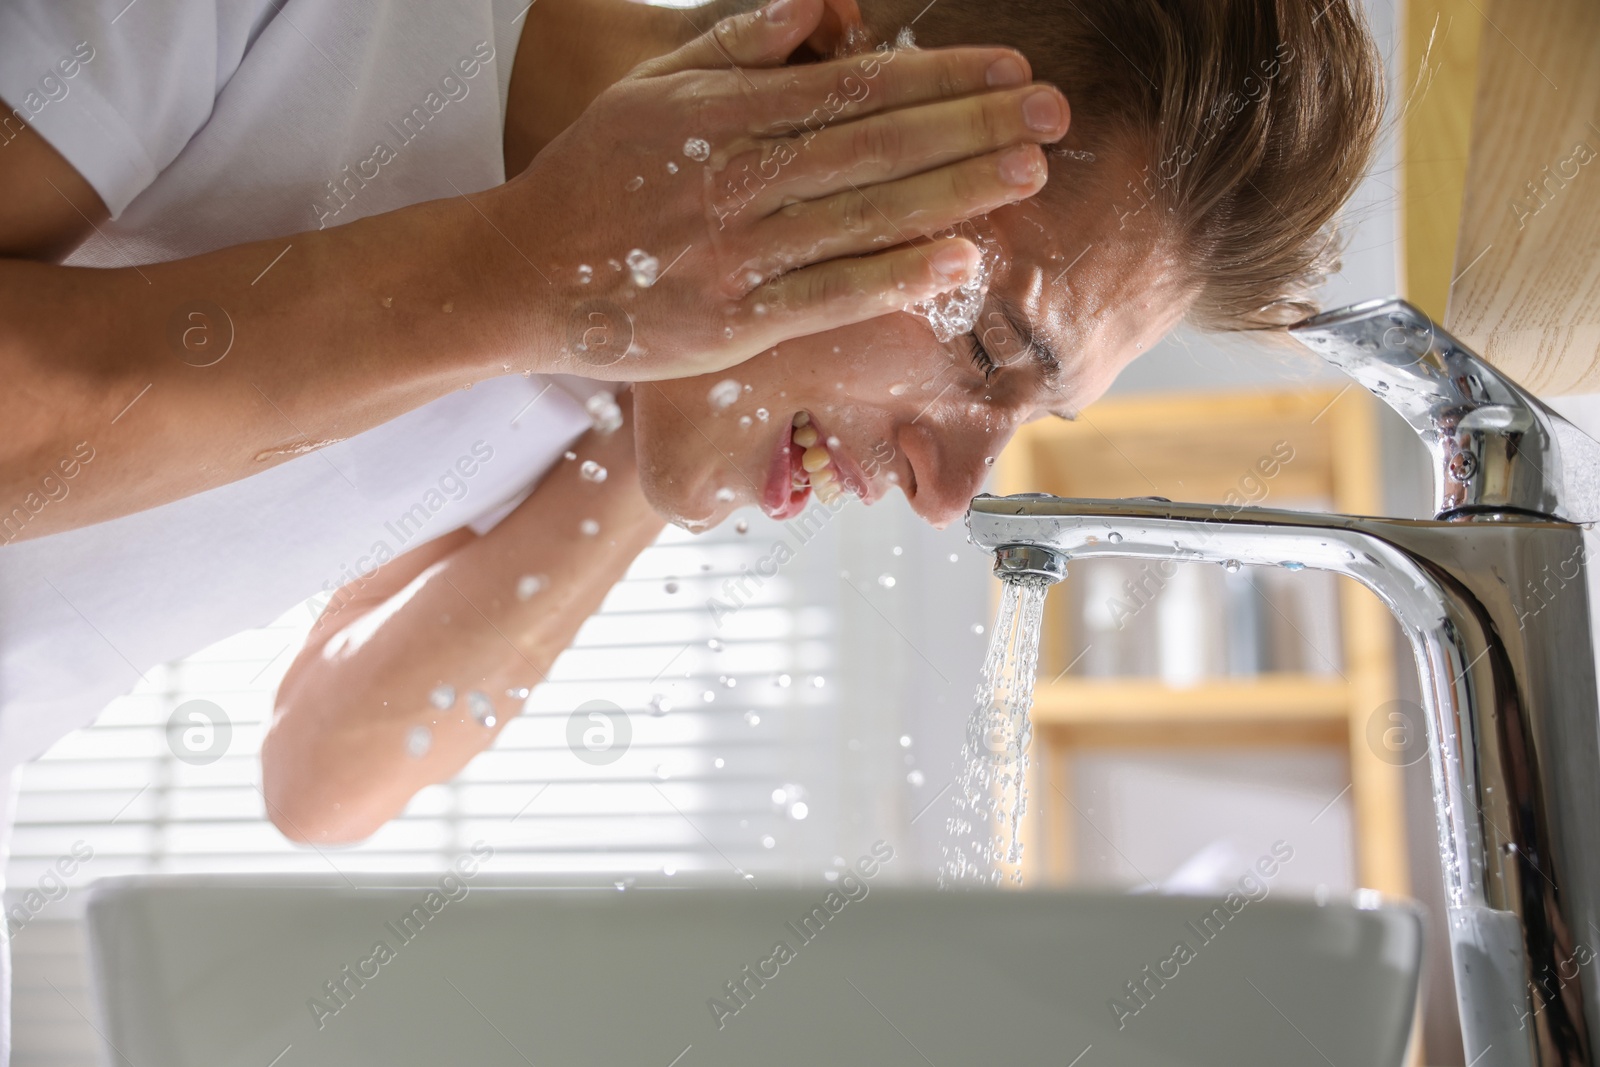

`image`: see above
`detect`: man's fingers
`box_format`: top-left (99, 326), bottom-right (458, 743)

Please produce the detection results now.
top-left (750, 146), bottom-right (1047, 273)
top-left (639, 0), bottom-right (825, 77)
top-left (743, 46), bottom-right (1036, 135)
top-left (728, 86), bottom-right (1068, 214)
top-left (753, 238), bottom-right (983, 342)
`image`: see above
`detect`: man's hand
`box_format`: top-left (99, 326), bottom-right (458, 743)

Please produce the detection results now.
top-left (488, 0), bottom-right (1070, 380)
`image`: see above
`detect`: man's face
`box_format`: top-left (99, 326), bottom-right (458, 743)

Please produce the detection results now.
top-left (631, 164), bottom-right (1194, 530)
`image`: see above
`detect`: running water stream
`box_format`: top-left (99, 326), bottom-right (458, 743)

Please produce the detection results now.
top-left (940, 576), bottom-right (1052, 886)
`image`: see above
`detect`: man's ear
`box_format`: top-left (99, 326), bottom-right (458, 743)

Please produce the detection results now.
top-left (804, 0), bottom-right (867, 58)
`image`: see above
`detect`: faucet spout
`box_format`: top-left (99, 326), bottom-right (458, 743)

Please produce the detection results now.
top-left (968, 493), bottom-right (1600, 1065)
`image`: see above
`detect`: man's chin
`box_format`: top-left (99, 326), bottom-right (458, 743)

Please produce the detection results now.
top-left (637, 474), bottom-right (736, 535)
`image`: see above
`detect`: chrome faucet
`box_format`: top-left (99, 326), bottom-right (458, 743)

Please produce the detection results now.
top-left (968, 298), bottom-right (1600, 1067)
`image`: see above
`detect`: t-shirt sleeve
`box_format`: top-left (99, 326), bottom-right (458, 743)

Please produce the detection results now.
top-left (0, 0), bottom-right (274, 217)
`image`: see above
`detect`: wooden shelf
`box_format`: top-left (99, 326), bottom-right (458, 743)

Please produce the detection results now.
top-left (1032, 675), bottom-right (1349, 724)
top-left (1032, 676), bottom-right (1351, 749)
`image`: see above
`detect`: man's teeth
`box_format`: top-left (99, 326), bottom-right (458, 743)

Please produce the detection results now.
top-left (790, 411), bottom-right (843, 503)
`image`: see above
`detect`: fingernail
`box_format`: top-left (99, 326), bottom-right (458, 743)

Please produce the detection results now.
top-left (1023, 89), bottom-right (1065, 133)
top-left (932, 243), bottom-right (977, 280)
top-left (1000, 144), bottom-right (1043, 186)
top-left (765, 0), bottom-right (800, 24)
top-left (986, 56), bottom-right (1027, 88)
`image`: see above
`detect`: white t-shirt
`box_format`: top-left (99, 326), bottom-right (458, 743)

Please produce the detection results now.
top-left (0, 0), bottom-right (590, 840)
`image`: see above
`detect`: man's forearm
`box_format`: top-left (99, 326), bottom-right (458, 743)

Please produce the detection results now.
top-left (263, 423), bottom-right (665, 844)
top-left (0, 192), bottom-right (540, 538)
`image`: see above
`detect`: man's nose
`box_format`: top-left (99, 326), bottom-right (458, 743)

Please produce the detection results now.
top-left (897, 424), bottom-right (999, 529)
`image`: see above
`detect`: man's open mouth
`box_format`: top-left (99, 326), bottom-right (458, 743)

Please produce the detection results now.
top-left (760, 412), bottom-right (869, 520)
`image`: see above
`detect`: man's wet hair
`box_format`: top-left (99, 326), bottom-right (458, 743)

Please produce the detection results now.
top-left (702, 0), bottom-right (1385, 333)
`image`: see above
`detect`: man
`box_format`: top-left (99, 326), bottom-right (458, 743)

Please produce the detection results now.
top-left (0, 1), bottom-right (1380, 835)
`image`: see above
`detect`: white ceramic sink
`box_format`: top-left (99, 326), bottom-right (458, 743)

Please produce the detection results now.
top-left (86, 874), bottom-right (1420, 1066)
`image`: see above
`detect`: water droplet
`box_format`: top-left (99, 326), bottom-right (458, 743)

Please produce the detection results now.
top-left (662, 864), bottom-right (678, 876)
top-left (683, 137), bottom-right (711, 161)
top-left (971, 623), bottom-right (985, 635)
top-left (708, 379), bottom-right (741, 410)
top-left (406, 724), bottom-right (432, 758)
top-left (585, 392), bottom-right (623, 434)
top-left (713, 757), bottom-right (725, 769)
top-left (1108, 532), bottom-right (1124, 543)
top-left (771, 787), bottom-right (788, 805)
top-left (738, 415), bottom-right (753, 429)
top-left (900, 735), bottom-right (913, 747)
top-left (649, 694), bottom-right (672, 716)
top-left (626, 249), bottom-right (659, 287)
top-left (810, 675), bottom-right (826, 688)
top-left (708, 638), bottom-right (724, 652)
top-left (762, 835), bottom-right (776, 849)
top-left (720, 675), bottom-right (737, 688)
top-left (625, 175), bottom-right (644, 192)
top-left (892, 546), bottom-right (903, 556)
top-left (1223, 559), bottom-right (1242, 574)
top-left (735, 520), bottom-right (749, 534)
top-left (654, 763), bottom-right (670, 781)
top-left (756, 408), bottom-right (769, 422)
top-left (577, 264), bottom-right (593, 284)
top-left (1279, 560), bottom-right (1306, 571)
top-left (580, 519), bottom-right (600, 536)
top-left (467, 690), bottom-right (497, 727)
top-left (949, 553), bottom-right (960, 563)
top-left (984, 456), bottom-right (995, 467)
top-left (715, 486), bottom-right (736, 503)
top-left (702, 690), bottom-right (716, 703)
top-left (664, 580), bottom-right (680, 594)
top-left (790, 801), bottom-right (809, 820)
top-left (429, 684), bottom-right (456, 710)
top-left (666, 161), bottom-right (679, 175)
top-left (745, 711), bottom-right (761, 726)
top-left (907, 769), bottom-right (926, 786)
top-left (889, 383), bottom-right (909, 396)
top-left (579, 460), bottom-right (608, 483)
top-left (563, 450), bottom-right (577, 461)
top-left (878, 574), bottom-right (896, 588)
top-left (776, 673), bottom-right (792, 687)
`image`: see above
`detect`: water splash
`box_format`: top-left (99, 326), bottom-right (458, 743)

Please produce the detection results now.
top-left (941, 576), bottom-right (1051, 887)
top-left (907, 228), bottom-right (1000, 343)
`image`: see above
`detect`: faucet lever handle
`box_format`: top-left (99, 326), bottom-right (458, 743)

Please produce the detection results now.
top-left (1290, 297), bottom-right (1586, 520)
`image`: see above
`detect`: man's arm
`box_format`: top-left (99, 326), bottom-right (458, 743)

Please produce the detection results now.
top-left (0, 0), bottom-right (1066, 539)
top-left (0, 121), bottom-right (534, 539)
top-left (261, 407), bottom-right (663, 843)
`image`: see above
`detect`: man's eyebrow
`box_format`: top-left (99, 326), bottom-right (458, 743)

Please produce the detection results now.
top-left (996, 295), bottom-right (1062, 382)
top-left (995, 295), bottom-right (1077, 420)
